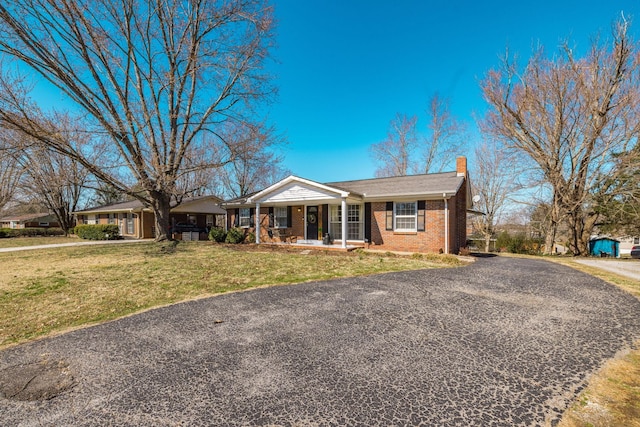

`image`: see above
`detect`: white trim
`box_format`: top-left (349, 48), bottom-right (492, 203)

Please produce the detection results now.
top-left (247, 175), bottom-right (351, 203)
top-left (444, 197), bottom-right (449, 254)
top-left (341, 198), bottom-right (347, 248)
top-left (255, 203), bottom-right (261, 244)
top-left (393, 201), bottom-right (417, 232)
top-left (239, 207), bottom-right (251, 228)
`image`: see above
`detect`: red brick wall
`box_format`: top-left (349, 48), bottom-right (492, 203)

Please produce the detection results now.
top-left (225, 186), bottom-right (468, 253)
top-left (369, 201), bottom-right (448, 253)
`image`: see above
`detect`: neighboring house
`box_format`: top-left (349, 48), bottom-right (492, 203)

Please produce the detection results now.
top-left (74, 196), bottom-right (226, 240)
top-left (223, 157), bottom-right (472, 254)
top-left (619, 236), bottom-right (640, 256)
top-left (0, 213), bottom-right (60, 229)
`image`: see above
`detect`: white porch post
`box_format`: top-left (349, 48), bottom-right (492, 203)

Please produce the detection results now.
top-left (255, 202), bottom-right (261, 244)
top-left (443, 196), bottom-right (449, 254)
top-left (341, 197), bottom-right (347, 248)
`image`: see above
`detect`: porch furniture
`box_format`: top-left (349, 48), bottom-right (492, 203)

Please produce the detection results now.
top-left (271, 228), bottom-right (297, 244)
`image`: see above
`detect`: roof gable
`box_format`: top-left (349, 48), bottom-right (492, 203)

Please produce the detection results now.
top-left (247, 176), bottom-right (354, 204)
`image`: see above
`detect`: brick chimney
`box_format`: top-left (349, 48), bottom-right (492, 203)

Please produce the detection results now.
top-left (456, 156), bottom-right (467, 177)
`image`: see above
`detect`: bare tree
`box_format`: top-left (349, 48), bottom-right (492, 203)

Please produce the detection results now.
top-left (481, 18), bottom-right (640, 255)
top-left (18, 144), bottom-right (91, 234)
top-left (0, 131), bottom-right (23, 212)
top-left (595, 148), bottom-right (640, 236)
top-left (472, 139), bottom-right (518, 252)
top-left (424, 93), bottom-right (467, 173)
top-left (370, 113), bottom-right (418, 177)
top-left (0, 0), bottom-right (275, 241)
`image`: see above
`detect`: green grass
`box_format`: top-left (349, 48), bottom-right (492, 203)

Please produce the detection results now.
top-left (0, 241), bottom-right (465, 348)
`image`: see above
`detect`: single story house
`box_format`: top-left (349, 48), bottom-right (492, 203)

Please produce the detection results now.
top-left (223, 156), bottom-right (472, 254)
top-left (0, 213), bottom-right (60, 229)
top-left (618, 236), bottom-right (640, 256)
top-left (74, 195), bottom-right (226, 240)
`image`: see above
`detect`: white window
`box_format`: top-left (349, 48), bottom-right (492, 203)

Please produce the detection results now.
top-left (108, 213), bottom-right (116, 224)
top-left (87, 214), bottom-right (98, 225)
top-left (394, 202), bottom-right (417, 232)
top-left (239, 208), bottom-right (251, 228)
top-left (634, 237), bottom-right (640, 245)
top-left (126, 214), bottom-right (134, 234)
top-left (274, 207), bottom-right (288, 228)
top-left (206, 215), bottom-right (214, 228)
top-left (188, 214), bottom-right (197, 225)
top-left (330, 205), bottom-right (364, 240)
top-left (39, 222), bottom-right (49, 227)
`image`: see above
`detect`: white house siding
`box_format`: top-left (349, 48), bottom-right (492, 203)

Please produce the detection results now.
top-left (259, 183), bottom-right (339, 203)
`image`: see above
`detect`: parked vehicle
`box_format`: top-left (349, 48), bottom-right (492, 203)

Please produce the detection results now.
top-left (631, 245), bottom-right (640, 259)
top-left (171, 222), bottom-right (206, 233)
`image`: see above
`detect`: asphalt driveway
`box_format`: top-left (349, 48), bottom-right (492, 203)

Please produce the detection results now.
top-left (2, 256), bottom-right (640, 426)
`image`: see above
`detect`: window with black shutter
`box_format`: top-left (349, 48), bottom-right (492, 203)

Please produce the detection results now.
top-left (385, 202), bottom-right (393, 230)
top-left (417, 201), bottom-right (426, 232)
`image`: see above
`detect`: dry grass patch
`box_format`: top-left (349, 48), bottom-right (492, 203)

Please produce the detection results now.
top-left (0, 242), bottom-right (465, 349)
top-left (0, 236), bottom-right (81, 249)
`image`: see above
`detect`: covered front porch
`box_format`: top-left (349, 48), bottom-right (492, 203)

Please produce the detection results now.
top-left (267, 239), bottom-right (365, 252)
top-left (230, 176), bottom-right (367, 249)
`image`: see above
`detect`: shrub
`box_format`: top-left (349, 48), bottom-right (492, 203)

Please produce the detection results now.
top-left (0, 228), bottom-right (17, 238)
top-left (496, 231), bottom-right (542, 255)
top-left (245, 231), bottom-right (256, 244)
top-left (43, 227), bottom-right (66, 236)
top-left (0, 227), bottom-right (66, 238)
top-left (75, 224), bottom-right (121, 240)
top-left (458, 246), bottom-right (472, 256)
top-left (225, 227), bottom-right (245, 244)
top-left (208, 227), bottom-right (227, 243)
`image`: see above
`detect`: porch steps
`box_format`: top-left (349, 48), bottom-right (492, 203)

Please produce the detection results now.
top-left (296, 239), bottom-right (325, 246)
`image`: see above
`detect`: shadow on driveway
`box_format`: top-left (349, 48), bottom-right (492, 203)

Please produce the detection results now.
top-left (2, 256), bottom-right (640, 426)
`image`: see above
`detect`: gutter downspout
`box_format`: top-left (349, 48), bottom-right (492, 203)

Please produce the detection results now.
top-left (443, 194), bottom-right (449, 255)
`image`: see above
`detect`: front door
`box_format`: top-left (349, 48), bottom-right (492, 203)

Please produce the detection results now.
top-left (306, 206), bottom-right (318, 240)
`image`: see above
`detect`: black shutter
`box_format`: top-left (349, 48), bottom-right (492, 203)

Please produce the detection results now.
top-left (385, 202), bottom-right (393, 231)
top-left (322, 204), bottom-right (329, 237)
top-left (250, 208), bottom-right (255, 227)
top-left (268, 207), bottom-right (274, 227)
top-left (364, 202), bottom-right (371, 242)
top-left (233, 209), bottom-right (239, 227)
top-left (287, 206), bottom-right (292, 228)
top-left (417, 200), bottom-right (426, 232)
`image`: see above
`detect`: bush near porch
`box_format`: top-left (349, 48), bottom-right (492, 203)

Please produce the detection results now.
top-left (74, 224), bottom-right (120, 240)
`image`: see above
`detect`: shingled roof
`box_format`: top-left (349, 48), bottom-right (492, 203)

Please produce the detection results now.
top-left (75, 195), bottom-right (225, 215)
top-left (325, 171), bottom-right (465, 199)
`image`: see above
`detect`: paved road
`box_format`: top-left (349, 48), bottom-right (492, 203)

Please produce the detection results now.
top-left (573, 258), bottom-right (640, 282)
top-left (2, 256), bottom-right (640, 426)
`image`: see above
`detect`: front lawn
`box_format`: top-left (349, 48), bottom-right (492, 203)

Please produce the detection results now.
top-left (0, 242), bottom-right (464, 348)
top-left (0, 236), bottom-right (81, 249)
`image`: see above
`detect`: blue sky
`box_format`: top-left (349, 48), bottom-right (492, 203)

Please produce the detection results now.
top-left (269, 0), bottom-right (640, 182)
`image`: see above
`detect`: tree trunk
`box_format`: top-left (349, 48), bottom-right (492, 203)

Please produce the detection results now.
top-left (150, 193), bottom-right (173, 241)
top-left (484, 233), bottom-right (491, 252)
top-left (567, 210), bottom-right (599, 256)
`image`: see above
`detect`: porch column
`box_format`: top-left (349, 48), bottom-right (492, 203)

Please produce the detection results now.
top-left (341, 197), bottom-right (347, 248)
top-left (255, 202), bottom-right (261, 244)
top-left (443, 196), bottom-right (449, 254)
